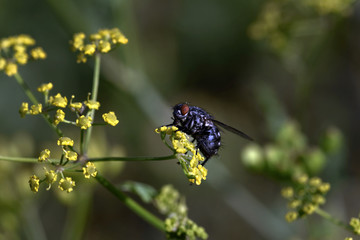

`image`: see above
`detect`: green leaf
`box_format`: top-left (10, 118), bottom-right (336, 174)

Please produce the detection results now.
top-left (120, 181), bottom-right (157, 203)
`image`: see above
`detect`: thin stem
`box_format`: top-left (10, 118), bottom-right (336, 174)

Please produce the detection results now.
top-left (95, 174), bottom-right (165, 232)
top-left (89, 154), bottom-right (176, 162)
top-left (14, 73), bottom-right (63, 137)
top-left (315, 208), bottom-right (352, 232)
top-left (0, 155), bottom-right (38, 163)
top-left (83, 53), bottom-right (101, 153)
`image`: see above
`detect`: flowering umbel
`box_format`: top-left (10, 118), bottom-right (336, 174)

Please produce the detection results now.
top-left (155, 126), bottom-right (208, 185)
top-left (282, 175), bottom-right (331, 222)
top-left (0, 34), bottom-right (46, 76)
top-left (70, 28), bottom-right (128, 63)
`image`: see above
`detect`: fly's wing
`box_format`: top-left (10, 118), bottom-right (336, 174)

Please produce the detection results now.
top-left (212, 119), bottom-right (253, 141)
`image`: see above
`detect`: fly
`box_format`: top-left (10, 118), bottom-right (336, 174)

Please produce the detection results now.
top-left (169, 103), bottom-right (253, 166)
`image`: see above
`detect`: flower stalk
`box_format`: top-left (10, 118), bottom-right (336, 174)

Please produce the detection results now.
top-left (95, 174), bottom-right (165, 232)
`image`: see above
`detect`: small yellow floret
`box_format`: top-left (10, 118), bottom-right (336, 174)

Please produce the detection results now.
top-left (58, 177), bottom-right (75, 193)
top-left (85, 99), bottom-right (100, 110)
top-left (102, 111), bottom-right (119, 126)
top-left (285, 211), bottom-right (298, 223)
top-left (57, 137), bottom-right (74, 147)
top-left (4, 62), bottom-right (18, 76)
top-left (76, 116), bottom-right (92, 130)
top-left (31, 47), bottom-right (47, 59)
top-left (37, 82), bottom-right (53, 92)
top-left (54, 109), bottom-right (65, 126)
top-left (29, 175), bottom-right (40, 193)
top-left (19, 102), bottom-right (29, 118)
top-left (38, 149), bottom-right (51, 162)
top-left (49, 93), bottom-right (68, 108)
top-left (83, 161), bottom-right (97, 178)
top-left (29, 104), bottom-right (42, 115)
top-left (44, 168), bottom-right (57, 190)
top-left (65, 150), bottom-right (78, 161)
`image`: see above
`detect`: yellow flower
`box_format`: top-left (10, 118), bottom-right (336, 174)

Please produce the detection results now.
top-left (49, 93), bottom-right (68, 108)
top-left (44, 168), bottom-right (57, 190)
top-left (69, 95), bottom-right (83, 111)
top-left (15, 51), bottom-right (28, 65)
top-left (99, 40), bottom-right (111, 53)
top-left (0, 58), bottom-right (6, 70)
top-left (76, 53), bottom-right (87, 63)
top-left (85, 99), bottom-right (100, 110)
top-left (37, 82), bottom-right (53, 92)
top-left (58, 177), bottom-right (75, 193)
top-left (19, 102), bottom-right (29, 118)
top-left (110, 28), bottom-right (128, 44)
top-left (83, 161), bottom-right (97, 178)
top-left (54, 109), bottom-right (65, 126)
top-left (4, 62), bottom-right (18, 76)
top-left (102, 111), bottom-right (119, 126)
top-left (29, 104), bottom-right (42, 115)
top-left (83, 43), bottom-right (96, 55)
top-left (65, 150), bottom-right (78, 161)
top-left (29, 175), bottom-right (40, 193)
top-left (38, 149), bottom-right (50, 162)
top-left (285, 211), bottom-right (298, 223)
top-left (76, 115), bottom-right (92, 130)
top-left (302, 203), bottom-right (316, 215)
top-left (57, 137), bottom-right (74, 147)
top-left (16, 34), bottom-right (35, 46)
top-left (281, 187), bottom-right (294, 199)
top-left (71, 32), bottom-right (85, 50)
top-left (318, 182), bottom-right (330, 193)
top-left (31, 47), bottom-right (47, 59)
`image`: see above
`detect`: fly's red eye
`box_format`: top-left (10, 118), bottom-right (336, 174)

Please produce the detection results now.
top-left (181, 104), bottom-right (189, 115)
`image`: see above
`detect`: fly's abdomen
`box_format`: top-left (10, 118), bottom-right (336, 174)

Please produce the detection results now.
top-left (196, 127), bottom-right (221, 158)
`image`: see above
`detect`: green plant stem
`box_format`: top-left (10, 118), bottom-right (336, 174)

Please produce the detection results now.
top-left (83, 53), bottom-right (101, 153)
top-left (0, 155), bottom-right (38, 163)
top-left (14, 73), bottom-right (63, 137)
top-left (89, 154), bottom-right (176, 162)
top-left (95, 174), bottom-right (165, 232)
top-left (315, 208), bottom-right (352, 232)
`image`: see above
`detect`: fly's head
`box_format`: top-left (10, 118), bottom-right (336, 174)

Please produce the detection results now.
top-left (172, 103), bottom-right (190, 123)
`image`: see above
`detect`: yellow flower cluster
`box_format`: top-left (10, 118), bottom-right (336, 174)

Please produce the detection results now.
top-left (70, 28), bottom-right (128, 63)
top-left (155, 126), bottom-right (208, 185)
top-left (282, 175), bottom-right (331, 222)
top-left (19, 82), bottom-right (119, 128)
top-left (349, 216), bottom-right (360, 235)
top-left (30, 135), bottom-right (99, 193)
top-left (248, 0), bottom-right (355, 53)
top-left (0, 34), bottom-right (46, 76)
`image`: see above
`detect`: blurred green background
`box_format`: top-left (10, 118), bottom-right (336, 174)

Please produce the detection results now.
top-left (0, 0), bottom-right (359, 239)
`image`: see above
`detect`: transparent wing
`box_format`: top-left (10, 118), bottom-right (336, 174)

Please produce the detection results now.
top-left (212, 119), bottom-right (253, 141)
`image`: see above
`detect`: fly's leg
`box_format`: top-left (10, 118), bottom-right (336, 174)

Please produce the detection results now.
top-left (201, 157), bottom-right (210, 166)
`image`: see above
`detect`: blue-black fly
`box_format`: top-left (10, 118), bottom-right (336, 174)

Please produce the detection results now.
top-left (169, 103), bottom-right (253, 166)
